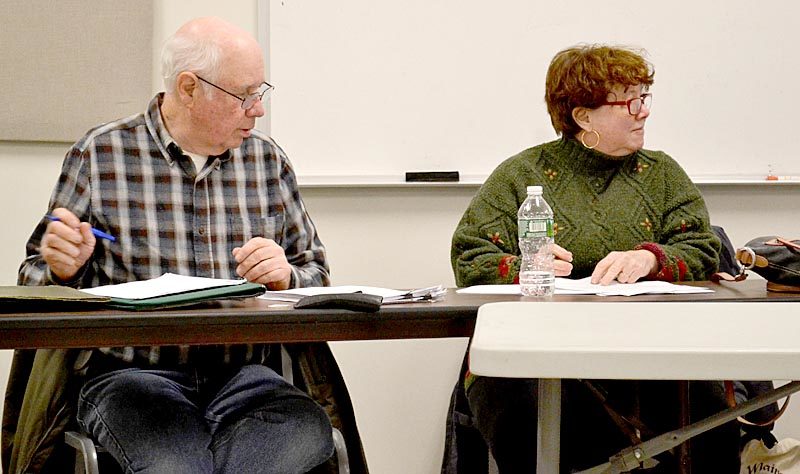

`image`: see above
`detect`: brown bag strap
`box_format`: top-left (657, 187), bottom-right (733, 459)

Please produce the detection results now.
top-left (774, 237), bottom-right (800, 251)
top-left (736, 247), bottom-right (769, 269)
top-left (581, 380), bottom-right (655, 444)
top-left (711, 251), bottom-right (751, 282)
top-left (710, 271), bottom-right (748, 283)
top-left (724, 380), bottom-right (790, 427)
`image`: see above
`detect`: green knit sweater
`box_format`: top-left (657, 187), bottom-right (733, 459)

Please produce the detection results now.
top-left (452, 137), bottom-right (721, 287)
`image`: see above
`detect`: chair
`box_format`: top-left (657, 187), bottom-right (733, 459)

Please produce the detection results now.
top-left (65, 345), bottom-right (350, 474)
top-left (64, 431), bottom-right (104, 474)
top-left (712, 224), bottom-right (741, 275)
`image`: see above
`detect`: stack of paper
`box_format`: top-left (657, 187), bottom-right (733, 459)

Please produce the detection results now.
top-left (457, 277), bottom-right (714, 297)
top-left (260, 285), bottom-right (447, 304)
top-left (79, 273), bottom-right (266, 310)
top-left (80, 273), bottom-right (249, 299)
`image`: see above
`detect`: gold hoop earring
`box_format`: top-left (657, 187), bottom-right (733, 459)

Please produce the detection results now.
top-left (580, 130), bottom-right (600, 149)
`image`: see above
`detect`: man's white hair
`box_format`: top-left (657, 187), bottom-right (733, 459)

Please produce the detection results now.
top-left (161, 33), bottom-right (222, 93)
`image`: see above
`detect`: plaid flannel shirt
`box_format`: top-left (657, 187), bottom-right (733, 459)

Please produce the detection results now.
top-left (18, 94), bottom-right (329, 366)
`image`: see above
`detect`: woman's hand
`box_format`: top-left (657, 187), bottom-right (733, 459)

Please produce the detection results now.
top-left (553, 243), bottom-right (574, 277)
top-left (591, 249), bottom-right (657, 285)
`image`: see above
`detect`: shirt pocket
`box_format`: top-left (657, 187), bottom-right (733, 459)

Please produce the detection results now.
top-left (230, 213), bottom-right (285, 246)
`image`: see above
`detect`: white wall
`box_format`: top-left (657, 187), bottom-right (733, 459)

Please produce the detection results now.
top-left (2, 1), bottom-right (799, 473)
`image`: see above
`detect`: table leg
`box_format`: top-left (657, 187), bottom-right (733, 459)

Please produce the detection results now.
top-left (677, 380), bottom-right (692, 474)
top-left (537, 378), bottom-right (561, 474)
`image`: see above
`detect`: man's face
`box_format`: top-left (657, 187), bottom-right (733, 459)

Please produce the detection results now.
top-left (190, 46), bottom-right (266, 155)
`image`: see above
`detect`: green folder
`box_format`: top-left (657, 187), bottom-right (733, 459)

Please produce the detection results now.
top-left (105, 282), bottom-right (266, 310)
top-left (0, 282), bottom-right (265, 311)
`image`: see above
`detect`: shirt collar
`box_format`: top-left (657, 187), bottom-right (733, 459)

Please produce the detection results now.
top-left (145, 92), bottom-right (233, 166)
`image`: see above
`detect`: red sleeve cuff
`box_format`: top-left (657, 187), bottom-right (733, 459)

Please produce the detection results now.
top-left (634, 242), bottom-right (688, 282)
top-left (635, 242), bottom-right (666, 266)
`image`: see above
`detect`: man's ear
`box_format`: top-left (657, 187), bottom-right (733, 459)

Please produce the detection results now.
top-left (175, 72), bottom-right (199, 106)
top-left (571, 107), bottom-right (592, 132)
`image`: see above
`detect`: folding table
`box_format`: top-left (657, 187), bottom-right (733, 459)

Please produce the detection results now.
top-left (469, 301), bottom-right (800, 473)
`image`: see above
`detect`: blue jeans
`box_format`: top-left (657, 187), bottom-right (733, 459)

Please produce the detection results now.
top-left (76, 364), bottom-right (334, 473)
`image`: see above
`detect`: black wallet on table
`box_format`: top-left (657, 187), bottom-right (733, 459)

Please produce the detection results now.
top-left (293, 293), bottom-right (383, 312)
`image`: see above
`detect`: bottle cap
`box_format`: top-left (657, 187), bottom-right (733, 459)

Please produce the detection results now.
top-left (526, 185), bottom-right (542, 195)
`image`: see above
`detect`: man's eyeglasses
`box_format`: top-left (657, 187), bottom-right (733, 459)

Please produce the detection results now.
top-left (195, 75), bottom-right (274, 110)
top-left (601, 93), bottom-right (652, 115)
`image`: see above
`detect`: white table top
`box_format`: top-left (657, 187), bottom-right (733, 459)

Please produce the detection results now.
top-left (469, 301), bottom-right (800, 381)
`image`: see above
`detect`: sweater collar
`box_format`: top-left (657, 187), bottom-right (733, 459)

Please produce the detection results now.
top-left (555, 137), bottom-right (636, 174)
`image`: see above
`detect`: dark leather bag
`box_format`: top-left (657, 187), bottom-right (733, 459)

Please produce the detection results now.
top-left (736, 236), bottom-right (800, 292)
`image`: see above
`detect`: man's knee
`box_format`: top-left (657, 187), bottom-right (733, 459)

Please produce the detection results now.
top-left (213, 397), bottom-right (334, 473)
top-left (262, 396), bottom-right (334, 453)
top-left (279, 401), bottom-right (335, 472)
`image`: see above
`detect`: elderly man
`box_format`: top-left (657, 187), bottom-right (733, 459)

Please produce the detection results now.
top-left (16, 17), bottom-right (334, 473)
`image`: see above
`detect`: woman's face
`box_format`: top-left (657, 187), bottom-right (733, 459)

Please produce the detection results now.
top-left (582, 84), bottom-right (650, 157)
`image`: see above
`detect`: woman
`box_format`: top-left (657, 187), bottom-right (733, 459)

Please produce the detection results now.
top-left (451, 45), bottom-right (737, 472)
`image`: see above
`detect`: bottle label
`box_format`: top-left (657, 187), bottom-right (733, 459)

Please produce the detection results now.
top-left (518, 218), bottom-right (553, 239)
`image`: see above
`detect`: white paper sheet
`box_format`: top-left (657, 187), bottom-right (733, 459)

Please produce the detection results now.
top-left (79, 273), bottom-right (246, 299)
top-left (457, 277), bottom-right (714, 297)
top-left (260, 285), bottom-right (446, 303)
top-left (260, 285), bottom-right (408, 302)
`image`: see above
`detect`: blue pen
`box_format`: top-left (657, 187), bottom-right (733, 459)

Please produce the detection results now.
top-left (45, 215), bottom-right (116, 242)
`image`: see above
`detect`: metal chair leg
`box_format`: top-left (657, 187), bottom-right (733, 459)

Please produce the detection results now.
top-left (332, 427), bottom-right (350, 474)
top-left (64, 431), bottom-right (101, 474)
top-left (677, 381), bottom-right (692, 474)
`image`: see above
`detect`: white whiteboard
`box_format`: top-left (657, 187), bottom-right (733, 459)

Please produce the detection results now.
top-left (268, 0), bottom-right (800, 182)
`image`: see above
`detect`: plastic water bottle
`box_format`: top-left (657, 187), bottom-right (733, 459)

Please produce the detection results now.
top-left (517, 185), bottom-right (555, 297)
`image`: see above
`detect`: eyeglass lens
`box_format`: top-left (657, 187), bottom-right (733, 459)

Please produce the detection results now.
top-left (629, 94), bottom-right (652, 114)
top-left (242, 84), bottom-right (272, 109)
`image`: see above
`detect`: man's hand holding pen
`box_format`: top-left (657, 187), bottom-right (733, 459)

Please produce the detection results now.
top-left (41, 207), bottom-right (97, 282)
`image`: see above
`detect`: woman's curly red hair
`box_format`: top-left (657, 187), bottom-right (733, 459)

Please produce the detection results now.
top-left (545, 44), bottom-right (654, 137)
